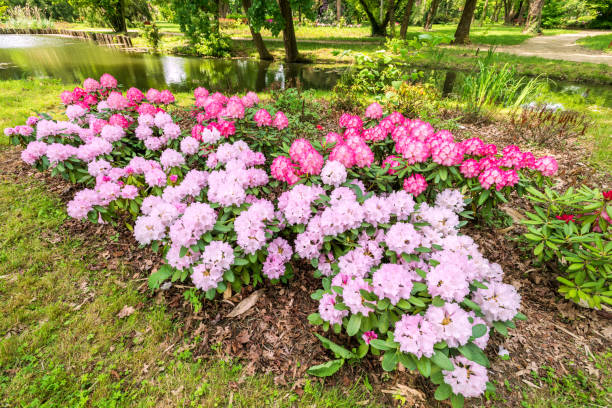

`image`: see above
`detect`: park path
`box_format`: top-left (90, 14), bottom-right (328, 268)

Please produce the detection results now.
top-left (493, 31), bottom-right (612, 66)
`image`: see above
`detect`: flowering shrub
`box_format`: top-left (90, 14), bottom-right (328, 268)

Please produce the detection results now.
top-left (522, 186), bottom-right (611, 309)
top-left (268, 107), bottom-right (558, 223)
top-left (7, 77), bottom-right (542, 407)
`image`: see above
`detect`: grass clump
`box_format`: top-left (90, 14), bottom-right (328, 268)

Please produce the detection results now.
top-left (577, 33), bottom-right (612, 53)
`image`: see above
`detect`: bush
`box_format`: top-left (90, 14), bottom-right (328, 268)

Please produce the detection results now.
top-left (6, 75), bottom-right (564, 406)
top-left (509, 104), bottom-right (590, 148)
top-left (140, 21), bottom-right (162, 50)
top-left (383, 82), bottom-right (443, 122)
top-left (194, 32), bottom-right (232, 57)
top-left (522, 186), bottom-right (611, 309)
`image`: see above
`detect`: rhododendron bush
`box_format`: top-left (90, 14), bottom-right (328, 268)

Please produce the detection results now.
top-left (7, 75), bottom-right (562, 407)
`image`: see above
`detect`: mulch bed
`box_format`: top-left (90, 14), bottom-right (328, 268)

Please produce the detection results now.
top-left (0, 113), bottom-right (610, 406)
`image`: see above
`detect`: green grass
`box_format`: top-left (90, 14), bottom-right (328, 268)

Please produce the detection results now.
top-left (519, 354), bottom-right (612, 407)
top-left (577, 33), bottom-right (612, 53)
top-left (58, 20), bottom-right (578, 46)
top-left (0, 147), bottom-right (375, 406)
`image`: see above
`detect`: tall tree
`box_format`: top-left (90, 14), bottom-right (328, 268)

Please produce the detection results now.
top-left (523, 0), bottom-right (545, 33)
top-left (337, 0), bottom-right (342, 21)
top-left (399, 0), bottom-right (415, 39)
top-left (423, 0), bottom-right (440, 30)
top-left (241, 0), bottom-right (273, 60)
top-left (453, 0), bottom-right (478, 44)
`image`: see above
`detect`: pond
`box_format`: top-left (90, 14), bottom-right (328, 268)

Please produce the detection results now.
top-left (0, 34), bottom-right (342, 92)
top-left (1, 34), bottom-right (610, 107)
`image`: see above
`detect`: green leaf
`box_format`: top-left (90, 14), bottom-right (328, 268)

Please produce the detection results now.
top-left (450, 393), bottom-right (464, 408)
top-left (308, 313), bottom-right (324, 326)
top-left (472, 324), bottom-right (487, 339)
top-left (315, 334), bottom-right (356, 359)
top-left (514, 312), bottom-right (527, 321)
top-left (347, 314), bottom-right (362, 336)
top-left (370, 339), bottom-right (395, 351)
top-left (416, 357), bottom-right (431, 377)
top-left (307, 359), bottom-right (344, 377)
top-left (148, 266), bottom-right (171, 289)
top-left (398, 353), bottom-right (416, 370)
top-left (382, 351), bottom-right (398, 371)
top-left (458, 343), bottom-right (490, 367)
top-left (434, 383), bottom-right (452, 401)
top-left (431, 351), bottom-right (454, 371)
top-left (493, 321), bottom-right (508, 337)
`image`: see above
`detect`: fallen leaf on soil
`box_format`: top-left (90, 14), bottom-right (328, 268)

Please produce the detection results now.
top-left (227, 289), bottom-right (263, 318)
top-left (117, 305), bottom-right (135, 318)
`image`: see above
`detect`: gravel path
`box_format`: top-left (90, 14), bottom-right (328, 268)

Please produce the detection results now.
top-left (494, 31), bottom-right (612, 66)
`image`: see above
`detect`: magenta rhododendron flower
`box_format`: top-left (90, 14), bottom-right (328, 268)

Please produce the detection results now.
top-left (534, 156), bottom-right (558, 176)
top-left (362, 331), bottom-right (377, 344)
top-left (403, 173), bottom-right (428, 196)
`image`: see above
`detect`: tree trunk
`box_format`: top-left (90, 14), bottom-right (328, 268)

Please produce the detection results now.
top-left (479, 0), bottom-right (489, 25)
top-left (389, 0), bottom-right (396, 36)
top-left (492, 0), bottom-right (502, 22)
top-left (400, 0), bottom-right (415, 39)
top-left (110, 0), bottom-right (127, 32)
top-left (515, 0), bottom-right (528, 24)
top-left (241, 0), bottom-right (273, 60)
top-left (278, 0), bottom-right (302, 62)
top-left (424, 0), bottom-right (440, 30)
top-left (523, 0), bottom-right (545, 33)
top-left (358, 0), bottom-right (387, 36)
top-left (452, 0), bottom-right (478, 44)
top-left (503, 0), bottom-right (512, 24)
top-left (337, 0), bottom-right (342, 21)
top-left (508, 0), bottom-right (523, 24)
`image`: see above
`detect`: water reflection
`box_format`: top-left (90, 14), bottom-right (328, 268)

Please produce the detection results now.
top-left (0, 34), bottom-right (342, 92)
top-left (0, 34), bottom-right (610, 107)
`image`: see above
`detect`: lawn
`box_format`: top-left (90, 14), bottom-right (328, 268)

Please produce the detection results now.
top-left (577, 33), bottom-right (612, 53)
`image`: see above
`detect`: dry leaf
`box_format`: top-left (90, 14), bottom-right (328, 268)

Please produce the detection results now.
top-left (117, 305), bottom-right (135, 318)
top-left (227, 290), bottom-right (263, 318)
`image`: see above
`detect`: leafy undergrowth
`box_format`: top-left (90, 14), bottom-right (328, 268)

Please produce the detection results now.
top-left (0, 157), bottom-right (372, 407)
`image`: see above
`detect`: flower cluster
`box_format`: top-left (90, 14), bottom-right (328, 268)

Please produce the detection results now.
top-left (8, 78), bottom-right (531, 405)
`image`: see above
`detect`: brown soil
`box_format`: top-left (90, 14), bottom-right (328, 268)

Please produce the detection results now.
top-left (0, 113), bottom-right (610, 407)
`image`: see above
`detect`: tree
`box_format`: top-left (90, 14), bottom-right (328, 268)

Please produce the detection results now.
top-left (240, 0), bottom-right (273, 60)
top-left (399, 0), bottom-right (415, 39)
top-left (69, 0), bottom-right (128, 32)
top-left (424, 0), bottom-right (441, 30)
top-left (523, 0), bottom-right (545, 32)
top-left (479, 0), bottom-right (490, 25)
top-left (337, 0), bottom-right (342, 21)
top-left (356, 0), bottom-right (406, 36)
top-left (453, 0), bottom-right (478, 44)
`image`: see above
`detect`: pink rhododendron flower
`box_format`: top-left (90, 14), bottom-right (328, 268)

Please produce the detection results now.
top-left (126, 87), bottom-right (144, 103)
top-left (253, 108), bottom-right (272, 127)
top-left (83, 78), bottom-right (100, 92)
top-left (365, 102), bottom-right (383, 119)
top-left (99, 73), bottom-right (118, 89)
top-left (460, 159), bottom-right (480, 178)
top-left (273, 111), bottom-right (289, 130)
top-left (329, 143), bottom-right (356, 168)
top-left (394, 315), bottom-right (436, 358)
top-left (443, 356), bottom-right (488, 398)
top-left (534, 156), bottom-right (558, 176)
